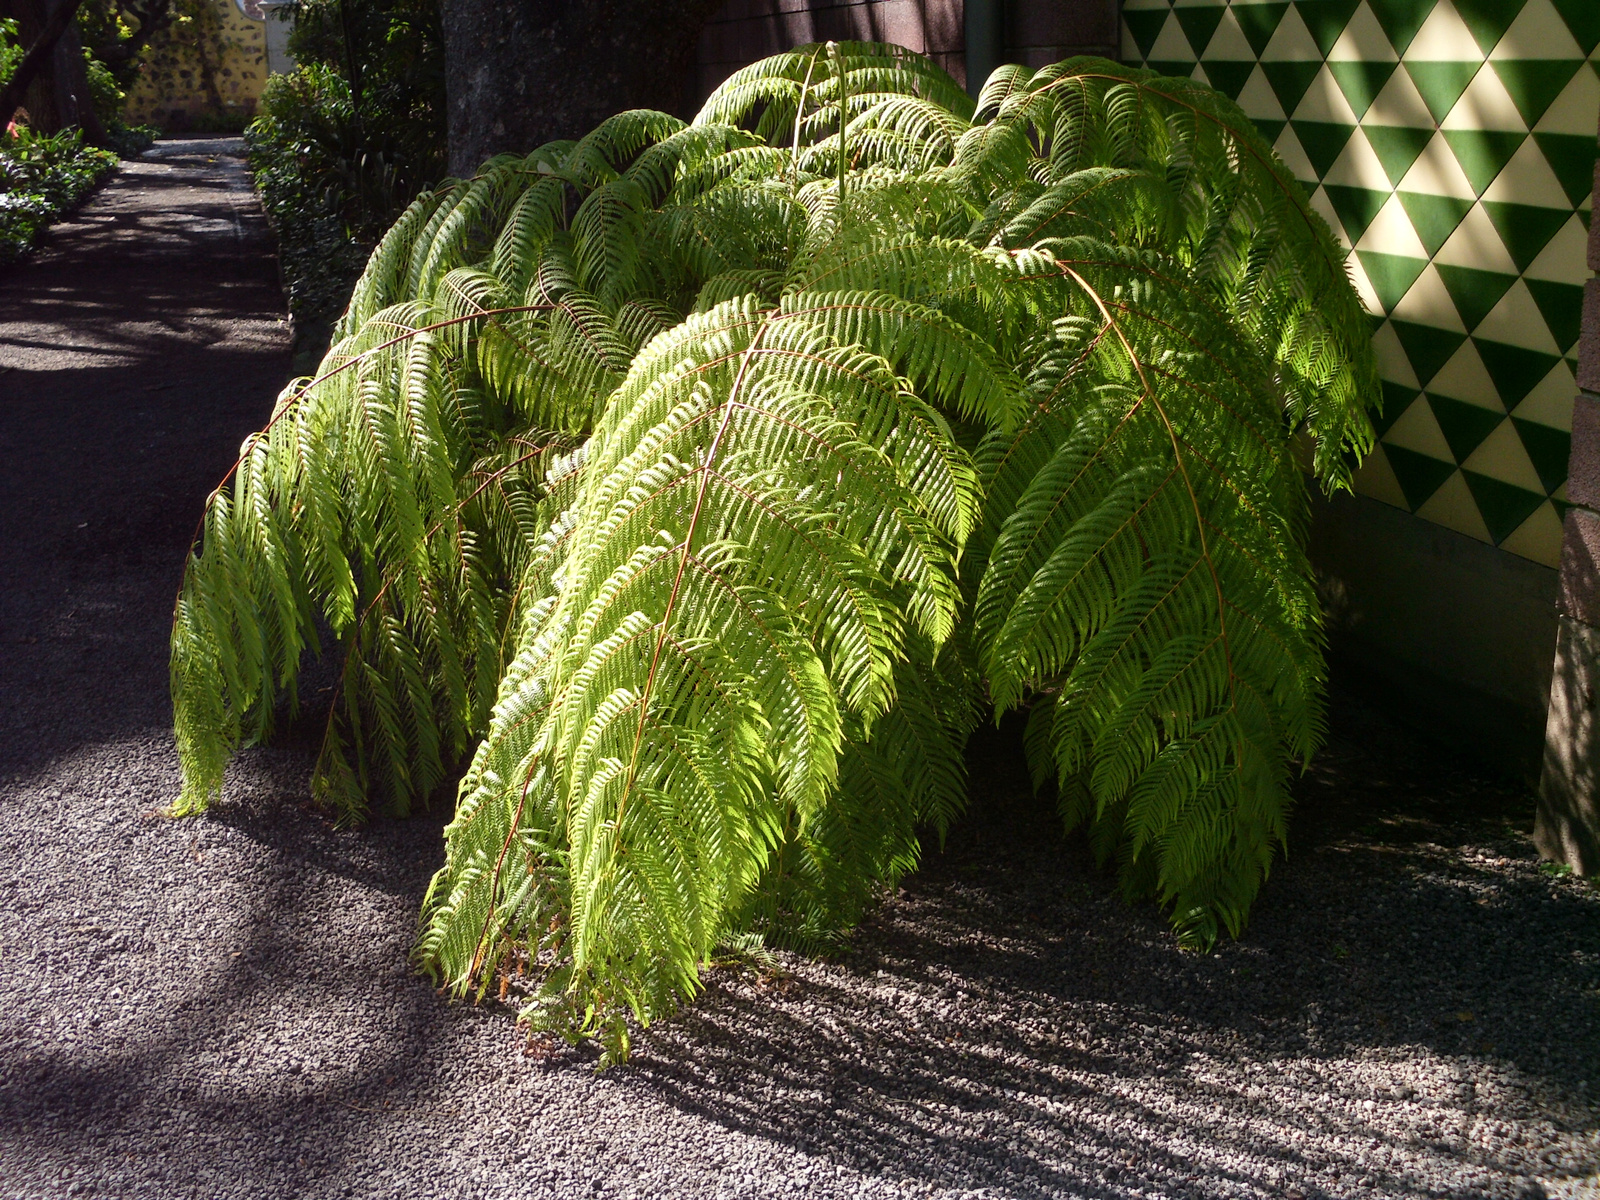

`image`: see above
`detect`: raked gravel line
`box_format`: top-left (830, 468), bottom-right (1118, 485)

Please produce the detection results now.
top-left (1, 139), bottom-right (1597, 1200)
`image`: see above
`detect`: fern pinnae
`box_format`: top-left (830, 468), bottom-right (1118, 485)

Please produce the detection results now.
top-left (177, 44), bottom-right (1380, 1042)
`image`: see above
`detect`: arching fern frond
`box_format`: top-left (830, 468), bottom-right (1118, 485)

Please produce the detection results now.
top-left (173, 45), bottom-right (1380, 1055)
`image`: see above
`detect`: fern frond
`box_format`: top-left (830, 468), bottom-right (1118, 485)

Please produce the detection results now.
top-left (176, 45), bottom-right (1380, 1048)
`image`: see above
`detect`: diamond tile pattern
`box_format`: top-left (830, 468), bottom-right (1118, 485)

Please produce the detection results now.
top-left (1123, 0), bottom-right (1599, 567)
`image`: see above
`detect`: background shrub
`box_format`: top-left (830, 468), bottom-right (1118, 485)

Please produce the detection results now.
top-left (0, 126), bottom-right (118, 263)
top-left (244, 0), bottom-right (445, 368)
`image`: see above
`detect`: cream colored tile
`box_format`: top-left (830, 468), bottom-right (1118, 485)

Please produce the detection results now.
top-left (1488, 0), bottom-right (1583, 61)
top-left (1403, 1), bottom-right (1486, 61)
top-left (1237, 66), bottom-right (1288, 120)
top-left (1395, 132), bottom-right (1480, 201)
top-left (1428, 340), bottom-right (1505, 410)
top-left (1354, 193), bottom-right (1432, 258)
top-left (1202, 9), bottom-right (1255, 61)
top-left (1353, 443), bottom-right (1412, 508)
top-left (1533, 60), bottom-right (1600, 135)
top-left (1509, 360), bottom-right (1578, 430)
top-left (1480, 138), bottom-right (1571, 207)
top-left (1150, 14), bottom-right (1197, 62)
top-left (1261, 5), bottom-right (1321, 61)
top-left (1329, 3), bottom-right (1399, 63)
top-left (1293, 66), bottom-right (1363, 123)
top-left (1460, 418), bottom-right (1544, 490)
top-left (1372, 319), bottom-right (1422, 387)
top-left (1392, 263), bottom-right (1469, 330)
top-left (1497, 501), bottom-right (1564, 566)
top-left (1524, 215), bottom-right (1592, 285)
top-left (1414, 470), bottom-right (1494, 541)
top-left (1384, 396), bottom-right (1456, 457)
top-left (1433, 202), bottom-right (1519, 271)
top-left (1274, 124), bottom-right (1317, 181)
top-left (1364, 68), bottom-right (1435, 129)
top-left (1325, 127), bottom-right (1394, 190)
top-left (1474, 279), bottom-right (1564, 354)
top-left (1440, 63), bottom-right (1527, 132)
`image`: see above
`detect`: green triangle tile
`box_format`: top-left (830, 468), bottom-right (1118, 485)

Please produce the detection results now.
top-left (1232, 3), bottom-right (1291, 56)
top-left (1175, 6), bottom-right (1227, 56)
top-left (1325, 184), bottom-right (1391, 243)
top-left (1475, 337), bottom-right (1561, 408)
top-left (1434, 263), bottom-right (1518, 331)
top-left (1356, 251), bottom-right (1428, 313)
top-left (1391, 319), bottom-right (1468, 385)
top-left (1491, 61), bottom-right (1584, 130)
top-left (1125, 10), bottom-right (1171, 60)
top-left (1524, 277), bottom-right (1586, 354)
top-left (1293, 121), bottom-right (1357, 176)
top-left (1253, 118), bottom-right (1288, 145)
top-left (1328, 61), bottom-right (1398, 120)
top-left (1365, 124), bottom-right (1436, 186)
top-left (1452, 0), bottom-right (1523, 56)
top-left (1150, 61), bottom-right (1199, 78)
top-left (1442, 130), bottom-right (1528, 196)
top-left (1512, 418), bottom-right (1572, 494)
top-left (1461, 471), bottom-right (1547, 543)
top-left (1480, 201), bottom-right (1570, 272)
top-left (1396, 191), bottom-right (1473, 257)
top-left (1294, 0), bottom-right (1364, 57)
top-left (1384, 444), bottom-right (1458, 508)
top-left (1376, 380), bottom-right (1421, 437)
top-left (1551, 0), bottom-right (1600, 55)
top-left (1203, 61), bottom-right (1259, 101)
top-left (1429, 394), bottom-right (1505, 461)
top-left (1369, 0), bottom-right (1437, 57)
top-left (1404, 62), bottom-right (1482, 125)
top-left (1262, 61), bottom-right (1325, 119)
top-left (1532, 133), bottom-right (1600, 209)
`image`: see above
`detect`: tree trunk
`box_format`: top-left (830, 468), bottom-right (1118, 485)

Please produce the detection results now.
top-left (1, 0), bottom-right (106, 141)
top-left (438, 0), bottom-right (724, 178)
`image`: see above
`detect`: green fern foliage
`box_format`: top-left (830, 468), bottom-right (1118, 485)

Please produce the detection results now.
top-left (172, 45), bottom-right (1378, 1057)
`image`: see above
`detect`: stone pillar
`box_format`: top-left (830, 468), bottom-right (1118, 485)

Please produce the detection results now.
top-left (257, 0), bottom-right (296, 77)
top-left (1536, 107), bottom-right (1600, 875)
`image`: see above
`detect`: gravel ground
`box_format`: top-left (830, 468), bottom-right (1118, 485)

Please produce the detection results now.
top-left (1, 139), bottom-right (1597, 1200)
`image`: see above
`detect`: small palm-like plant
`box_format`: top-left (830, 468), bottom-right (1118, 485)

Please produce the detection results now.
top-left (172, 44), bottom-right (1376, 1061)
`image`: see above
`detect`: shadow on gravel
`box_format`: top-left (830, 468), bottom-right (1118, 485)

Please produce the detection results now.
top-left (0, 783), bottom-right (463, 1197)
top-left (621, 699), bottom-right (1599, 1199)
top-left (0, 138), bottom-right (291, 776)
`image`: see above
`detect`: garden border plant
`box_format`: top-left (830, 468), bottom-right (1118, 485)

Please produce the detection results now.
top-left (171, 44), bottom-right (1377, 1064)
top-left (0, 124), bottom-right (119, 263)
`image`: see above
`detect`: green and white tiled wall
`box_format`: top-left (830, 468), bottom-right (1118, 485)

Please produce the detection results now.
top-left (1121, 0), bottom-right (1600, 568)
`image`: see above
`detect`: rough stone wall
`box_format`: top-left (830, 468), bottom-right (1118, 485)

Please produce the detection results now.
top-left (123, 0), bottom-right (268, 128)
top-left (693, 0), bottom-right (1119, 101)
top-left (1538, 109), bottom-right (1600, 872)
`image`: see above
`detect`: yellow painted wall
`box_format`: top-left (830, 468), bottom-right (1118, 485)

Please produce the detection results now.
top-left (123, 0), bottom-right (269, 127)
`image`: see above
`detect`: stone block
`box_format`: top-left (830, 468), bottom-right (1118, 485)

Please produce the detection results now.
top-left (1558, 507), bottom-right (1600, 627)
top-left (1538, 615), bottom-right (1600, 874)
top-left (1566, 394), bottom-right (1600, 508)
top-left (1590, 162), bottom-right (1600, 270)
top-left (1580, 279), bottom-right (1600, 395)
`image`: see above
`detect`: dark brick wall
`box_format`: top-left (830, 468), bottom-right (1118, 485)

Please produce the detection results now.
top-left (1557, 156), bottom-right (1600, 628)
top-left (1536, 112), bottom-right (1600, 873)
top-left (693, 0), bottom-right (1120, 103)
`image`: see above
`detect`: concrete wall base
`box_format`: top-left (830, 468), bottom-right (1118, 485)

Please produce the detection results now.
top-left (1309, 489), bottom-right (1559, 785)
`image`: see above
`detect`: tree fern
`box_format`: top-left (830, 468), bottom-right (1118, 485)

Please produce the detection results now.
top-left (172, 45), bottom-right (1377, 1057)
